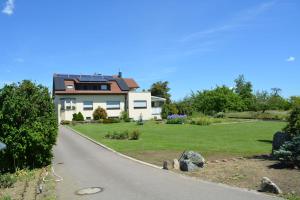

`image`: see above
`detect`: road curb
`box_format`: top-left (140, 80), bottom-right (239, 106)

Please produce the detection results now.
top-left (64, 126), bottom-right (163, 170)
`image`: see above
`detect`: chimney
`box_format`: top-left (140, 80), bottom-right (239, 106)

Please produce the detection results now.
top-left (118, 71), bottom-right (122, 78)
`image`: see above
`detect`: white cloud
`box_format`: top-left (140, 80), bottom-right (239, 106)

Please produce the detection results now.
top-left (181, 1), bottom-right (276, 42)
top-left (286, 56), bottom-right (295, 62)
top-left (2, 0), bottom-right (15, 15)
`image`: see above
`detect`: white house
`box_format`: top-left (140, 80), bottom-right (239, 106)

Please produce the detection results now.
top-left (53, 72), bottom-right (165, 123)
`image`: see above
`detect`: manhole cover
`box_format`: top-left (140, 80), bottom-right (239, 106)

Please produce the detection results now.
top-left (75, 187), bottom-right (104, 195)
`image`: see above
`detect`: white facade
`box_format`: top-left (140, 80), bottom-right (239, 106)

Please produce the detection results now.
top-left (55, 92), bottom-right (165, 122)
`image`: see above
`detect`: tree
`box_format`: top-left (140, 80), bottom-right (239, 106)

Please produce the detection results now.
top-left (161, 103), bottom-right (178, 119)
top-left (192, 85), bottom-right (245, 114)
top-left (72, 112), bottom-right (84, 121)
top-left (290, 96), bottom-right (300, 108)
top-left (268, 89), bottom-right (290, 110)
top-left (149, 81), bottom-right (171, 103)
top-left (283, 106), bottom-right (300, 137)
top-left (234, 75), bottom-right (254, 110)
top-left (93, 107), bottom-right (107, 120)
top-left (254, 90), bottom-right (270, 112)
top-left (0, 80), bottom-right (58, 172)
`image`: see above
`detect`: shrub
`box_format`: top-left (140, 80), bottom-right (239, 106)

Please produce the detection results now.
top-left (0, 173), bottom-right (16, 188)
top-left (274, 136), bottom-right (300, 167)
top-left (166, 114), bottom-right (187, 124)
top-left (120, 111), bottom-right (130, 122)
top-left (215, 112), bottom-right (225, 118)
top-left (93, 106), bottom-right (107, 120)
top-left (0, 195), bottom-right (12, 200)
top-left (0, 80), bottom-right (58, 172)
top-left (104, 130), bottom-right (140, 140)
top-left (103, 118), bottom-right (120, 124)
top-left (72, 112), bottom-right (84, 121)
top-left (161, 103), bottom-right (178, 119)
top-left (60, 120), bottom-right (71, 125)
top-left (284, 106), bottom-right (300, 137)
top-left (190, 117), bottom-right (212, 126)
top-left (128, 129), bottom-right (141, 140)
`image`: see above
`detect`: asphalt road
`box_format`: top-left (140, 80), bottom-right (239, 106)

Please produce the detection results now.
top-left (53, 126), bottom-right (280, 200)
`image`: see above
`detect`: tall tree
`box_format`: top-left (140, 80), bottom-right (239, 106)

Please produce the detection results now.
top-left (149, 81), bottom-right (171, 103)
top-left (234, 75), bottom-right (254, 110)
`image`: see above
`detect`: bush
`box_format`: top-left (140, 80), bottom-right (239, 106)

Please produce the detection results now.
top-left (0, 195), bottom-right (12, 200)
top-left (103, 118), bottom-right (120, 124)
top-left (93, 106), bottom-right (107, 120)
top-left (72, 112), bottom-right (84, 121)
top-left (60, 120), bottom-right (71, 125)
top-left (166, 114), bottom-right (187, 124)
top-left (0, 173), bottom-right (16, 188)
top-left (215, 112), bottom-right (225, 118)
top-left (128, 129), bottom-right (141, 140)
top-left (0, 80), bottom-right (58, 172)
top-left (274, 136), bottom-right (300, 167)
top-left (104, 130), bottom-right (140, 140)
top-left (120, 111), bottom-right (130, 122)
top-left (284, 106), bottom-right (300, 137)
top-left (161, 103), bottom-right (178, 119)
top-left (190, 117), bottom-right (212, 126)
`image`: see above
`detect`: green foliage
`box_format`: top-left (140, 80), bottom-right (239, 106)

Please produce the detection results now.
top-left (284, 106), bottom-right (300, 137)
top-left (120, 111), bottom-right (130, 122)
top-left (103, 118), bottom-right (120, 123)
top-left (72, 112), bottom-right (84, 121)
top-left (149, 81), bottom-right (171, 103)
top-left (104, 129), bottom-right (140, 140)
top-left (0, 195), bottom-right (12, 200)
top-left (166, 118), bottom-right (185, 124)
top-left (191, 85), bottom-right (245, 114)
top-left (273, 135), bottom-right (300, 167)
top-left (290, 96), bottom-right (300, 108)
top-left (161, 103), bottom-right (178, 119)
top-left (128, 129), bottom-right (141, 140)
top-left (174, 98), bottom-right (194, 116)
top-left (225, 111), bottom-right (288, 121)
top-left (0, 80), bottom-right (58, 172)
top-left (234, 75), bottom-right (255, 110)
top-left (190, 117), bottom-right (212, 126)
top-left (0, 173), bottom-right (16, 188)
top-left (93, 106), bottom-right (107, 120)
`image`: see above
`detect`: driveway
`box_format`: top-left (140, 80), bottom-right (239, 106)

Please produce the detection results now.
top-left (53, 126), bottom-right (280, 200)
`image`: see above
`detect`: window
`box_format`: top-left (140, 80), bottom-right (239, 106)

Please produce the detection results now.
top-left (106, 101), bottom-right (120, 110)
top-left (100, 84), bottom-right (108, 90)
top-left (134, 100), bottom-right (147, 109)
top-left (86, 117), bottom-right (92, 120)
top-left (66, 85), bottom-right (74, 89)
top-left (83, 101), bottom-right (93, 110)
top-left (60, 98), bottom-right (76, 110)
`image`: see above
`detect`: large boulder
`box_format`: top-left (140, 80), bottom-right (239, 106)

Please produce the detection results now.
top-left (260, 177), bottom-right (282, 194)
top-left (272, 131), bottom-right (291, 154)
top-left (172, 159), bottom-right (180, 170)
top-left (179, 151), bottom-right (205, 171)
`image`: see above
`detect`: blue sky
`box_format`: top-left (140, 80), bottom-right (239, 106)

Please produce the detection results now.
top-left (0, 0), bottom-right (299, 100)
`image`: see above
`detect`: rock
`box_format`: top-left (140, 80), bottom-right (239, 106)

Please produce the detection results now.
top-left (272, 131), bottom-right (291, 154)
top-left (172, 159), bottom-right (180, 170)
top-left (179, 160), bottom-right (198, 171)
top-left (260, 177), bottom-right (282, 194)
top-left (163, 160), bottom-right (171, 170)
top-left (179, 151), bottom-right (205, 171)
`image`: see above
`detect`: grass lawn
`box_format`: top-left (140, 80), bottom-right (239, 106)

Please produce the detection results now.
top-left (70, 120), bottom-right (285, 165)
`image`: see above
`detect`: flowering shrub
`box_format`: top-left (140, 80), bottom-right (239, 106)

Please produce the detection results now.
top-left (166, 114), bottom-right (187, 124)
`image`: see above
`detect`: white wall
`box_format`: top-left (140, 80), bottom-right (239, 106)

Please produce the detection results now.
top-left (128, 92), bottom-right (152, 120)
top-left (55, 94), bottom-right (126, 122)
